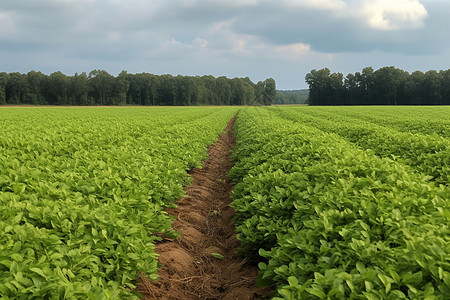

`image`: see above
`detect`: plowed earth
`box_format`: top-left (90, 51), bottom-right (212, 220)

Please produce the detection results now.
top-left (137, 116), bottom-right (271, 299)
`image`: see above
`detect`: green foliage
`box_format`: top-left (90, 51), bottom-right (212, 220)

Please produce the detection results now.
top-left (306, 66), bottom-right (450, 105)
top-left (0, 107), bottom-right (239, 298)
top-left (274, 90), bottom-right (309, 105)
top-left (229, 107), bottom-right (450, 299)
top-left (272, 106), bottom-right (450, 186)
top-left (0, 70), bottom-right (275, 106)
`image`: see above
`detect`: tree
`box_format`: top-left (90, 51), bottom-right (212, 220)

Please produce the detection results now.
top-left (146, 74), bottom-right (159, 106)
top-left (344, 73), bottom-right (358, 105)
top-left (0, 72), bottom-right (9, 105)
top-left (423, 70), bottom-right (442, 105)
top-left (373, 67), bottom-right (408, 105)
top-left (158, 74), bottom-right (176, 105)
top-left (126, 73), bottom-right (143, 105)
top-left (274, 90), bottom-right (309, 104)
top-left (70, 72), bottom-right (90, 105)
top-left (48, 72), bottom-right (70, 105)
top-left (201, 75), bottom-right (218, 105)
top-left (305, 68), bottom-right (344, 105)
top-left (89, 70), bottom-right (114, 105)
top-left (216, 77), bottom-right (232, 106)
top-left (26, 71), bottom-right (47, 105)
top-left (192, 76), bottom-right (207, 105)
top-left (239, 78), bottom-right (256, 105)
top-left (329, 72), bottom-right (345, 105)
top-left (176, 76), bottom-right (195, 106)
top-left (359, 67), bottom-right (375, 105)
top-left (402, 71), bottom-right (424, 105)
top-left (230, 78), bottom-right (244, 105)
top-left (262, 78), bottom-right (276, 105)
top-left (112, 71), bottom-right (130, 105)
top-left (255, 81), bottom-right (265, 105)
top-left (0, 70), bottom-right (274, 106)
top-left (440, 70), bottom-right (450, 105)
top-left (305, 68), bottom-right (331, 105)
top-left (6, 73), bottom-right (27, 104)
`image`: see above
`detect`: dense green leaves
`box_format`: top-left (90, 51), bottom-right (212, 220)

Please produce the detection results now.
top-left (230, 107), bottom-right (450, 299)
top-left (271, 106), bottom-right (450, 186)
top-left (0, 71), bottom-right (275, 106)
top-left (2, 105), bottom-right (448, 298)
top-left (0, 107), bottom-right (239, 298)
top-left (306, 66), bottom-right (450, 105)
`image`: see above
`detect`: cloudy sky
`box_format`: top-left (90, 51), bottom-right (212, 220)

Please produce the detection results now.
top-left (1, 0), bottom-right (449, 89)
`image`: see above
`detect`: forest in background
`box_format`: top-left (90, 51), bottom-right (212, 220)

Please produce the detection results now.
top-left (0, 70), bottom-right (276, 106)
top-left (274, 89), bottom-right (309, 105)
top-left (306, 67), bottom-right (450, 105)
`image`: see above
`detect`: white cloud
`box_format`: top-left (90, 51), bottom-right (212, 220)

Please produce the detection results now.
top-left (275, 43), bottom-right (311, 59)
top-left (208, 19), bottom-right (236, 35)
top-left (228, 0), bottom-right (260, 6)
top-left (0, 12), bottom-right (17, 37)
top-left (193, 37), bottom-right (208, 48)
top-left (163, 38), bottom-right (182, 47)
top-left (285, 0), bottom-right (347, 10)
top-left (360, 0), bottom-right (428, 30)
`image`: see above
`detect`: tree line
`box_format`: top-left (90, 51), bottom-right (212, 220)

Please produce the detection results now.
top-left (274, 89), bottom-right (309, 105)
top-left (0, 70), bottom-right (276, 106)
top-left (306, 67), bottom-right (450, 105)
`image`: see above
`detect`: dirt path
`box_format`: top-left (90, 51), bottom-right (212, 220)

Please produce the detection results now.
top-left (137, 116), bottom-right (271, 299)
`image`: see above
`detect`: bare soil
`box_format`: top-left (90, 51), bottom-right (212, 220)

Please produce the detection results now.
top-left (137, 115), bottom-right (271, 299)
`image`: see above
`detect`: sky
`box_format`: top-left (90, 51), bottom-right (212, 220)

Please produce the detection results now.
top-left (1, 0), bottom-right (450, 90)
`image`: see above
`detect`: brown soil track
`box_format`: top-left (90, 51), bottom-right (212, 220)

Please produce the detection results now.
top-left (137, 115), bottom-right (271, 299)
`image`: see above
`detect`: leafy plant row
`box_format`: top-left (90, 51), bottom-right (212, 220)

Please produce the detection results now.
top-left (229, 107), bottom-right (450, 299)
top-left (0, 107), bottom-right (239, 299)
top-left (270, 107), bottom-right (449, 186)
top-left (308, 106), bottom-right (450, 138)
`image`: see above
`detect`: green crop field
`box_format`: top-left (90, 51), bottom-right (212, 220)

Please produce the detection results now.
top-left (0, 106), bottom-right (449, 299)
top-left (0, 107), bottom-right (239, 299)
top-left (230, 106), bottom-right (450, 299)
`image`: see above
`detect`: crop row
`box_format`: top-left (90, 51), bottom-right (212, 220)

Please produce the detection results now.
top-left (298, 106), bottom-right (450, 138)
top-left (321, 106), bottom-right (450, 138)
top-left (270, 107), bottom-right (449, 186)
top-left (229, 107), bottom-right (450, 299)
top-left (0, 107), bottom-right (239, 299)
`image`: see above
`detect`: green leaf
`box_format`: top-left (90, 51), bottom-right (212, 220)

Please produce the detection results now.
top-left (363, 291), bottom-right (381, 300)
top-left (0, 260), bottom-right (12, 268)
top-left (149, 273), bottom-right (159, 281)
top-left (305, 287), bottom-right (326, 299)
top-left (29, 268), bottom-right (48, 279)
top-left (287, 276), bottom-right (298, 286)
top-left (402, 271), bottom-right (423, 285)
top-left (211, 253), bottom-right (224, 259)
top-left (278, 288), bottom-right (293, 300)
top-left (13, 183), bottom-right (26, 194)
top-left (356, 262), bottom-right (365, 273)
top-left (378, 274), bottom-right (392, 294)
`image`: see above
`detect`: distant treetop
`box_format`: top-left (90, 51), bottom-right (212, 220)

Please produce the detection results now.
top-left (305, 67), bottom-right (450, 105)
top-left (0, 70), bottom-right (276, 106)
